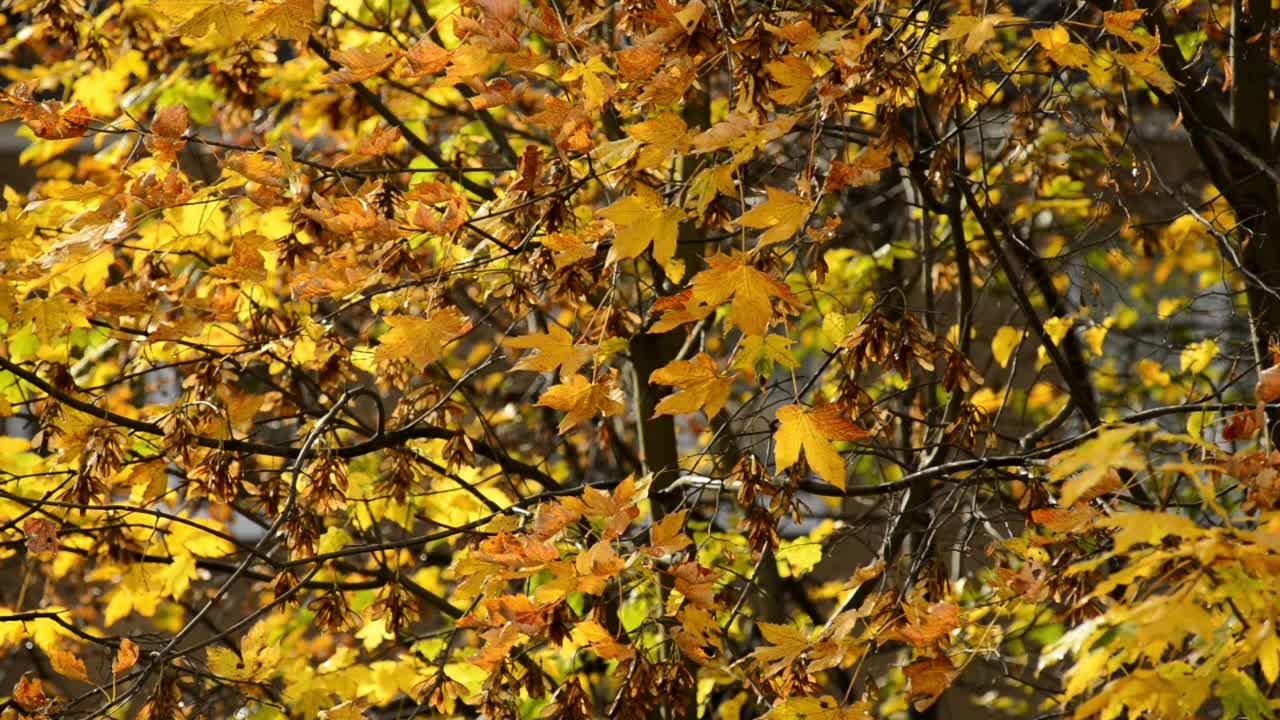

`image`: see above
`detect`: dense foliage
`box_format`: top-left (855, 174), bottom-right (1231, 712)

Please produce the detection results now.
top-left (3, 0), bottom-right (1280, 718)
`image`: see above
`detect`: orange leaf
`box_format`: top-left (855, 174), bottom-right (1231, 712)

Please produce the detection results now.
top-left (1258, 364), bottom-right (1280, 403)
top-left (888, 602), bottom-right (961, 648)
top-left (49, 647), bottom-right (91, 683)
top-left (113, 638), bottom-right (139, 675)
top-left (13, 674), bottom-right (49, 712)
top-left (670, 561), bottom-right (718, 609)
top-left (904, 655), bottom-right (960, 711)
top-left (646, 509), bottom-right (693, 557)
top-left (322, 45), bottom-right (401, 84)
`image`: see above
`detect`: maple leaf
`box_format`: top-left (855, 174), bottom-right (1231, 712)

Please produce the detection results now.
top-left (774, 404), bottom-right (869, 489)
top-left (560, 476), bottom-right (641, 539)
top-left (598, 186), bottom-right (684, 272)
top-left (1181, 339), bottom-right (1218, 375)
top-left (14, 675), bottom-right (50, 712)
top-left (827, 145), bottom-right (893, 191)
top-left (1260, 364), bottom-right (1280, 403)
top-left (22, 517), bottom-right (58, 554)
top-left (1112, 50), bottom-right (1175, 93)
top-left (505, 325), bottom-right (595, 379)
top-left (764, 696), bottom-right (872, 720)
top-left (625, 113), bottom-right (690, 170)
top-left (1104, 9), bottom-right (1157, 51)
top-left (334, 126), bottom-right (402, 166)
top-left (1033, 25), bottom-right (1090, 69)
top-left (402, 36), bottom-right (451, 78)
top-left (670, 561), bottom-right (719, 609)
top-left (571, 619), bottom-right (636, 661)
top-left (939, 12), bottom-right (1020, 56)
top-left (885, 602), bottom-right (961, 648)
top-left (650, 353), bottom-right (734, 418)
top-left (48, 647), bottom-right (90, 683)
top-left (154, 0), bottom-right (253, 41)
top-left (904, 656), bottom-right (960, 711)
top-left (1031, 505), bottom-right (1099, 534)
top-left (322, 45), bottom-right (402, 85)
top-left (691, 112), bottom-right (798, 158)
top-left (652, 252), bottom-right (800, 337)
top-left (253, 0), bottom-right (314, 41)
top-left (574, 541), bottom-right (627, 594)
top-left (737, 187), bottom-right (812, 248)
top-left (735, 334), bottom-right (799, 379)
top-left (765, 56), bottom-right (813, 105)
top-left (148, 105), bottom-right (189, 163)
top-left (646, 509), bottom-right (693, 557)
top-left (373, 308), bottom-right (473, 369)
top-left (537, 372), bottom-right (626, 434)
top-left (206, 615), bottom-right (282, 684)
top-left (112, 638), bottom-right (139, 675)
top-left (1050, 424), bottom-right (1144, 506)
top-left (753, 622), bottom-right (811, 675)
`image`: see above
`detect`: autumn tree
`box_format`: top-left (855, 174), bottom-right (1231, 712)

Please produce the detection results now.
top-left (4, 0), bottom-right (1280, 718)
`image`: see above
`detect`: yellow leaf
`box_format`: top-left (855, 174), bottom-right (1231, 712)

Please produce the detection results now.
top-left (938, 12), bottom-right (1020, 56)
top-left (764, 696), bottom-right (872, 720)
top-left (1043, 316), bottom-right (1074, 345)
top-left (1104, 9), bottom-right (1156, 50)
top-left (1033, 25), bottom-right (1091, 68)
top-left (1083, 324), bottom-right (1108, 355)
top-left (653, 253), bottom-right (800, 337)
top-left (736, 187), bottom-right (811, 248)
top-left (537, 373), bottom-right (625, 434)
top-left (991, 326), bottom-right (1023, 369)
top-left (374, 308), bottom-right (472, 369)
top-left (254, 0), bottom-right (315, 41)
top-left (1180, 339), bottom-right (1217, 375)
top-left (734, 333), bottom-right (799, 379)
top-left (1257, 625), bottom-right (1280, 685)
top-left (765, 56), bottom-right (812, 105)
top-left (598, 186), bottom-right (684, 273)
top-left (154, 0), bottom-right (253, 41)
top-left (1101, 510), bottom-right (1201, 552)
top-left (625, 113), bottom-right (690, 170)
top-left (570, 619), bottom-right (635, 661)
top-left (650, 353), bottom-right (734, 418)
top-left (774, 404), bottom-right (869, 489)
top-left (318, 527), bottom-right (352, 555)
top-left (505, 325), bottom-right (596, 379)
top-left (752, 622), bottom-right (811, 675)
top-left (1051, 424), bottom-right (1144, 507)
top-left (1113, 50), bottom-right (1174, 94)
